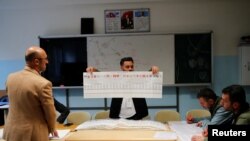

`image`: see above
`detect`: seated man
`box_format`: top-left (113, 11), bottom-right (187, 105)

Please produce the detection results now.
top-left (221, 85), bottom-right (250, 125)
top-left (191, 85), bottom-right (250, 141)
top-left (86, 57), bottom-right (159, 120)
top-left (186, 88), bottom-right (233, 129)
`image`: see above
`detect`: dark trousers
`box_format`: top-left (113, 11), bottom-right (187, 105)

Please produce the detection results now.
top-left (54, 98), bottom-right (70, 123)
top-left (0, 109), bottom-right (4, 125)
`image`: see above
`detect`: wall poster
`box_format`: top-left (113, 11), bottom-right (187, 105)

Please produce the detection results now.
top-left (105, 8), bottom-right (150, 33)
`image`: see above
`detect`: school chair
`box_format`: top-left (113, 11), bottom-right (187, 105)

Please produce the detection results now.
top-left (154, 110), bottom-right (181, 124)
top-left (142, 115), bottom-right (151, 120)
top-left (67, 111), bottom-right (91, 125)
top-left (93, 110), bottom-right (110, 120)
top-left (186, 109), bottom-right (211, 119)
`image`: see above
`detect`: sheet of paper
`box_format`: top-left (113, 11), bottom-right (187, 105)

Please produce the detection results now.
top-left (0, 128), bottom-right (3, 139)
top-left (168, 121), bottom-right (203, 141)
top-left (0, 104), bottom-right (9, 109)
top-left (154, 131), bottom-right (177, 140)
top-left (83, 71), bottom-right (163, 98)
top-left (49, 129), bottom-right (70, 140)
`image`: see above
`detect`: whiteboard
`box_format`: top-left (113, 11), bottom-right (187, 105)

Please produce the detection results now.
top-left (87, 34), bottom-right (175, 85)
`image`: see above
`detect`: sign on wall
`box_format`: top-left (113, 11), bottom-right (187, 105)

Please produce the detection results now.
top-left (105, 8), bottom-right (150, 33)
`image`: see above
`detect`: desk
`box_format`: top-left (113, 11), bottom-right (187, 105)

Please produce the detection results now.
top-left (0, 123), bottom-right (78, 141)
top-left (1, 121), bottom-right (202, 141)
top-left (65, 119), bottom-right (178, 141)
top-left (64, 121), bottom-right (203, 141)
top-left (65, 129), bottom-right (177, 141)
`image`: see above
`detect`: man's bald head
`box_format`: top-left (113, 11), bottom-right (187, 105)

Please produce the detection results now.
top-left (25, 46), bottom-right (46, 62)
top-left (25, 46), bottom-right (48, 73)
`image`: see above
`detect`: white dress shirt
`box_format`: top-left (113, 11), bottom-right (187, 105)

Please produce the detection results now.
top-left (119, 98), bottom-right (136, 118)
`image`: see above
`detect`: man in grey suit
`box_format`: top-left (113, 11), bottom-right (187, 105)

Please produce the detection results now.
top-left (3, 46), bottom-right (58, 141)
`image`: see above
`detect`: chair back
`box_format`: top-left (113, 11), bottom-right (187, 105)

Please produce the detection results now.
top-left (186, 109), bottom-right (211, 118)
top-left (142, 115), bottom-right (151, 120)
top-left (67, 111), bottom-right (91, 125)
top-left (154, 110), bottom-right (181, 124)
top-left (93, 110), bottom-right (110, 120)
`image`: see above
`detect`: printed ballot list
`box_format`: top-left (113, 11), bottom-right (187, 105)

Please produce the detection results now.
top-left (83, 71), bottom-right (163, 98)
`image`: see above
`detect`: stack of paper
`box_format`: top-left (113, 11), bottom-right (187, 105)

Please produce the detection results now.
top-left (76, 119), bottom-right (169, 131)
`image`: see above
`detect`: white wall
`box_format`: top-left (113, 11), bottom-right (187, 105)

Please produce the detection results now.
top-left (0, 0), bottom-right (250, 60)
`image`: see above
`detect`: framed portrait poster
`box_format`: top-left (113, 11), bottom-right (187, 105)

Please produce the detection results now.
top-left (105, 8), bottom-right (150, 33)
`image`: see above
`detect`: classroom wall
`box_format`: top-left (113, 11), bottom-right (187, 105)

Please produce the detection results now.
top-left (1, 0), bottom-right (250, 119)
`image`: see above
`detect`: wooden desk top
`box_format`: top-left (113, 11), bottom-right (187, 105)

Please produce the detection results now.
top-left (65, 129), bottom-right (176, 141)
top-left (1, 121), bottom-right (200, 141)
top-left (56, 123), bottom-right (78, 131)
top-left (0, 123), bottom-right (78, 141)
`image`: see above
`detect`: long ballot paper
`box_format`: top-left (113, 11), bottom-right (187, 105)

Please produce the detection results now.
top-left (83, 71), bottom-right (163, 98)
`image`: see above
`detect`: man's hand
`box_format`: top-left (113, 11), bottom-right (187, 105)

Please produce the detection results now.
top-left (196, 121), bottom-right (202, 127)
top-left (202, 128), bottom-right (208, 137)
top-left (191, 129), bottom-right (207, 141)
top-left (151, 66), bottom-right (159, 74)
top-left (191, 134), bottom-right (205, 141)
top-left (86, 66), bottom-right (98, 74)
top-left (186, 114), bottom-right (193, 124)
top-left (51, 130), bottom-right (59, 138)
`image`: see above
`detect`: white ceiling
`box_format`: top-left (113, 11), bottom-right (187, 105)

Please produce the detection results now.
top-left (1, 0), bottom-right (241, 9)
top-left (0, 0), bottom-right (168, 9)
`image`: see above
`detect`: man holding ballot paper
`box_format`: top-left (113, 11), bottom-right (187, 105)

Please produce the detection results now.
top-left (86, 57), bottom-right (160, 120)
